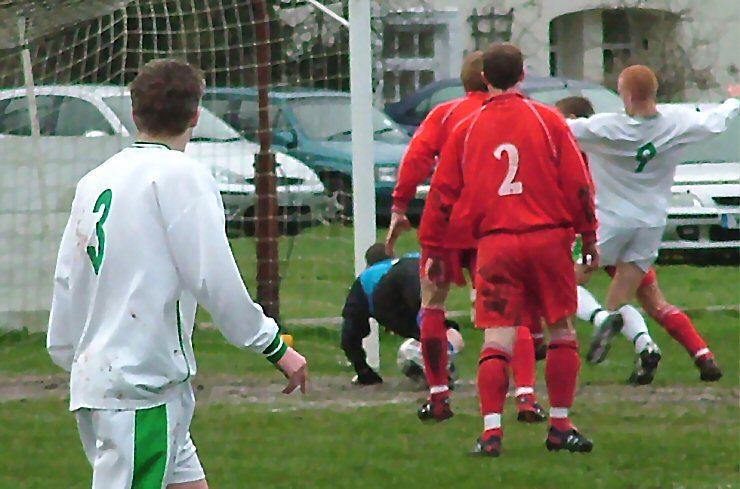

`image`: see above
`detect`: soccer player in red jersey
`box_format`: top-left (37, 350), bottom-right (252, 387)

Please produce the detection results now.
top-left (386, 52), bottom-right (545, 424)
top-left (419, 43), bottom-right (598, 456)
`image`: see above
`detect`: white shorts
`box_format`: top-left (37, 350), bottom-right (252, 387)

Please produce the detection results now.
top-left (597, 224), bottom-right (664, 272)
top-left (76, 385), bottom-right (205, 489)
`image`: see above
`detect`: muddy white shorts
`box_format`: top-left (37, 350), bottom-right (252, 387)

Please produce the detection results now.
top-left (597, 224), bottom-right (664, 272)
top-left (75, 385), bottom-right (205, 489)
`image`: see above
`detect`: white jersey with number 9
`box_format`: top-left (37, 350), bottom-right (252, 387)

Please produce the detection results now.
top-left (567, 99), bottom-right (739, 228)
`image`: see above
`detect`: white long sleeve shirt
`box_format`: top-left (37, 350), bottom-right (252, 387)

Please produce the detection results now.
top-left (568, 98), bottom-right (740, 227)
top-left (47, 141), bottom-right (282, 411)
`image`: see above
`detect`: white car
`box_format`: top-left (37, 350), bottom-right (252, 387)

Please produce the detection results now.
top-left (0, 85), bottom-right (328, 235)
top-left (662, 103), bottom-right (740, 253)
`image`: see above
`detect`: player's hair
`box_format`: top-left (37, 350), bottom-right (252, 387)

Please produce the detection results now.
top-left (482, 43), bottom-right (524, 90)
top-left (460, 51), bottom-right (487, 93)
top-left (365, 243), bottom-right (391, 267)
top-left (130, 58), bottom-right (204, 137)
top-left (555, 96), bottom-right (595, 118)
top-left (619, 65), bottom-right (658, 102)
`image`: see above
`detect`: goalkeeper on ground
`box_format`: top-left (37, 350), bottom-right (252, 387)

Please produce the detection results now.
top-left (340, 244), bottom-right (463, 385)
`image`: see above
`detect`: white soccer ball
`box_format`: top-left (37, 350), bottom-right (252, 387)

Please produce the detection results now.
top-left (396, 338), bottom-right (458, 384)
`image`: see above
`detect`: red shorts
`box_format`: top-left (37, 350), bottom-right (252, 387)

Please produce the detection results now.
top-left (604, 266), bottom-right (657, 288)
top-left (475, 228), bottom-right (576, 328)
top-left (419, 247), bottom-right (477, 287)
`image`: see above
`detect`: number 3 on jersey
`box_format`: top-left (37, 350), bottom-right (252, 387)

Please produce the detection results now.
top-left (87, 189), bottom-right (113, 275)
top-left (494, 143), bottom-right (523, 196)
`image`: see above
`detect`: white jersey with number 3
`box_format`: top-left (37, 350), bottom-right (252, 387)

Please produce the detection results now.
top-left (47, 142), bottom-right (280, 411)
top-left (568, 98), bottom-right (739, 227)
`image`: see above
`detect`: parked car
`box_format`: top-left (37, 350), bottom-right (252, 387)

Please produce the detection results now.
top-left (663, 103), bottom-right (739, 255)
top-left (203, 87), bottom-right (417, 223)
top-left (385, 75), bottom-right (624, 135)
top-left (0, 86), bottom-right (328, 235)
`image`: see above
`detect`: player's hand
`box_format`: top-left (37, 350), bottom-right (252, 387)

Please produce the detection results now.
top-left (424, 257), bottom-right (445, 284)
top-left (728, 84), bottom-right (740, 98)
top-left (276, 347), bottom-right (308, 394)
top-left (581, 241), bottom-right (600, 273)
top-left (385, 211), bottom-right (411, 256)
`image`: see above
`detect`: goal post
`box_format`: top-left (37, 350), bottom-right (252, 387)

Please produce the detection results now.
top-left (347, 0), bottom-right (380, 370)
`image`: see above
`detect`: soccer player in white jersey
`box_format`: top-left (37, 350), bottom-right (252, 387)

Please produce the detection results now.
top-left (557, 95), bottom-right (722, 384)
top-left (567, 65), bottom-right (739, 384)
top-left (47, 59), bottom-right (308, 489)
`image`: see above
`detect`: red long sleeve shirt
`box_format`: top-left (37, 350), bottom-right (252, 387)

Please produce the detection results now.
top-left (392, 91), bottom-right (489, 214)
top-left (418, 93), bottom-right (597, 252)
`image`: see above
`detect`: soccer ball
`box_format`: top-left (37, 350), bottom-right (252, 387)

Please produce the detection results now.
top-left (397, 339), bottom-right (426, 383)
top-left (396, 338), bottom-right (459, 386)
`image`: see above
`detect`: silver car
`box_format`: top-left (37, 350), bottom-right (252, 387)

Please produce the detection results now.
top-left (663, 103), bottom-right (739, 253)
top-left (0, 86), bottom-right (328, 235)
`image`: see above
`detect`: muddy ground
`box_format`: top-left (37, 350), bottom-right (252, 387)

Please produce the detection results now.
top-left (1, 374), bottom-right (737, 413)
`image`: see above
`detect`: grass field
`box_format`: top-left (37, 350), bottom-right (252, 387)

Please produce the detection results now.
top-left (0, 226), bottom-right (738, 488)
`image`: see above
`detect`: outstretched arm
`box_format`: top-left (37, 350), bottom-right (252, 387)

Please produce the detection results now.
top-left (674, 98), bottom-right (740, 145)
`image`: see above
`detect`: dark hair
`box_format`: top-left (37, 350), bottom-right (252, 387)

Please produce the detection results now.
top-left (130, 59), bottom-right (204, 137)
top-left (482, 43), bottom-right (524, 90)
top-left (365, 243), bottom-right (391, 266)
top-left (460, 51), bottom-right (487, 92)
top-left (555, 96), bottom-right (595, 118)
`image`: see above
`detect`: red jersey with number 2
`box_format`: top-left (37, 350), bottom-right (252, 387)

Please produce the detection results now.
top-left (419, 92), bottom-right (596, 248)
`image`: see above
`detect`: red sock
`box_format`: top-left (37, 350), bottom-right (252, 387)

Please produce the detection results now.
top-left (545, 339), bottom-right (580, 431)
top-left (478, 348), bottom-right (510, 436)
top-left (420, 307), bottom-right (449, 393)
top-left (656, 307), bottom-right (710, 359)
top-left (512, 326), bottom-right (536, 392)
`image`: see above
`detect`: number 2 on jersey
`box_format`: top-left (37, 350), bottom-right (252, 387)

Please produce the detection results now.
top-left (86, 189), bottom-right (113, 275)
top-left (635, 142), bottom-right (657, 173)
top-left (494, 143), bottom-right (523, 196)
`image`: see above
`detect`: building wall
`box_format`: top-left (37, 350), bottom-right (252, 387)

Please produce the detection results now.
top-left (384, 0), bottom-right (739, 101)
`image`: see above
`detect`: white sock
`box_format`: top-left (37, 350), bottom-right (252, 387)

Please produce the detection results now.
top-left (484, 413), bottom-right (501, 431)
top-left (515, 387), bottom-right (534, 397)
top-left (593, 310), bottom-right (610, 328)
top-left (577, 286), bottom-right (604, 323)
top-left (430, 385), bottom-right (449, 395)
top-left (619, 305), bottom-right (655, 353)
top-left (693, 348), bottom-right (710, 359)
top-left (550, 407), bottom-right (568, 419)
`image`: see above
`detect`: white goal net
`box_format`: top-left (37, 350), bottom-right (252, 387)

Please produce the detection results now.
top-left (0, 0), bottom-right (452, 340)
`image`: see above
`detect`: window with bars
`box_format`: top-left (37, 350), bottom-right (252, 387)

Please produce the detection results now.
top-left (381, 23), bottom-right (439, 103)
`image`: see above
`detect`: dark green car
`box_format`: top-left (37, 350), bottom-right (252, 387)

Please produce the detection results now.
top-left (203, 87), bottom-right (417, 223)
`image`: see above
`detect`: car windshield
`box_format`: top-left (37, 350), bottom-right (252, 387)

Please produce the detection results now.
top-left (102, 95), bottom-right (242, 141)
top-left (526, 86), bottom-right (623, 113)
top-left (679, 115), bottom-right (740, 164)
top-left (289, 96), bottom-right (409, 144)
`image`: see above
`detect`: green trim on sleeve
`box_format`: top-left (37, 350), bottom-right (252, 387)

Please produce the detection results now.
top-left (264, 334), bottom-right (288, 364)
